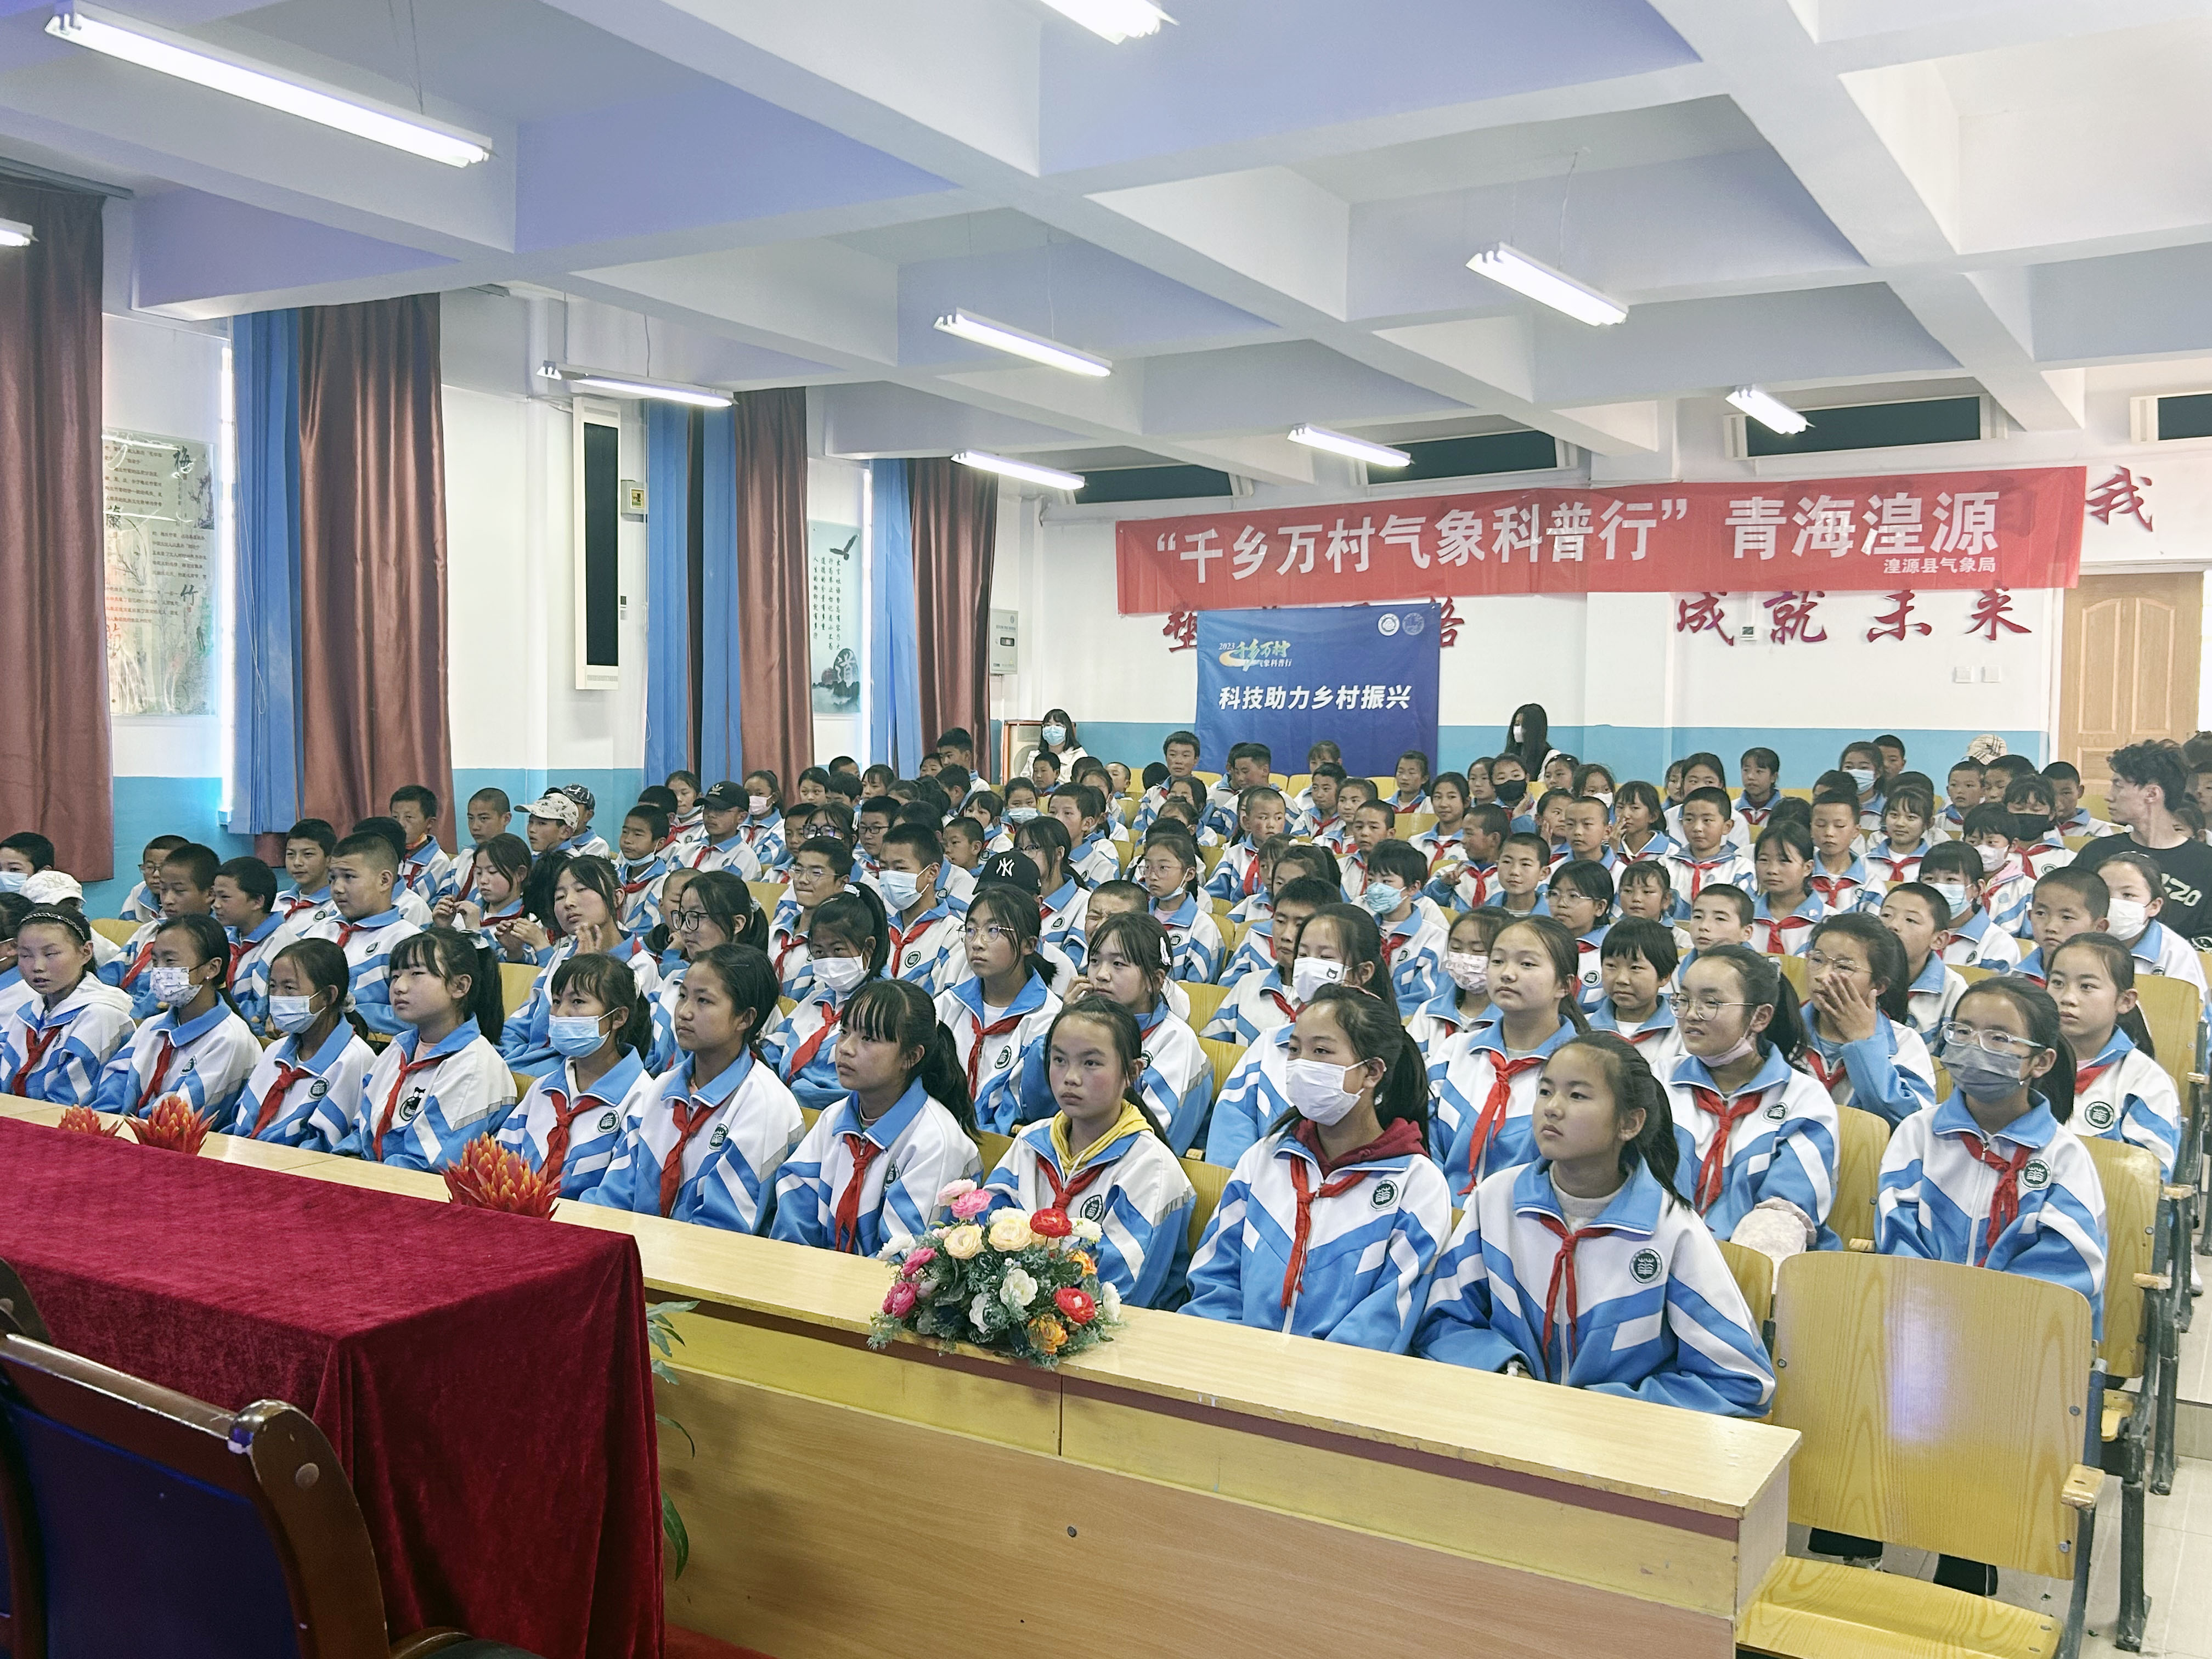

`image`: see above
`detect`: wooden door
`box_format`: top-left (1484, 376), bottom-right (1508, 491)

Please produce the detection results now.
top-left (2060, 572), bottom-right (2202, 785)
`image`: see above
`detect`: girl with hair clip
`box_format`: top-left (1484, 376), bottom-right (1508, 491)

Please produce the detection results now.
top-left (738, 770), bottom-right (792, 873)
top-left (1040, 911), bottom-right (1212, 1154)
top-left (645, 871), bottom-right (763, 1070)
top-left (1612, 781), bottom-right (1678, 865)
top-left (234, 939), bottom-right (376, 1147)
top-left (1408, 908), bottom-right (1507, 1074)
top-left (331, 928), bottom-right (516, 1170)
top-left (772, 978), bottom-right (983, 1254)
top-left (1751, 820), bottom-right (1824, 960)
top-left (451, 833), bottom-right (534, 952)
top-left (1017, 815), bottom-right (1093, 972)
top-left (1, 906), bottom-right (136, 1106)
top-left (1432, 916), bottom-right (1591, 1200)
top-left (502, 857), bottom-right (662, 1077)
top-left (982, 995), bottom-right (1198, 1308)
top-left (584, 944), bottom-right (802, 1228)
top-left (1205, 903), bottom-right (1386, 1168)
top-left (0, 893), bottom-right (35, 1027)
top-left (1138, 831), bottom-right (1223, 984)
top-left (1660, 945), bottom-right (1839, 1256)
top-left (763, 887), bottom-right (891, 1111)
top-left (1878, 881), bottom-right (1968, 1039)
top-left (92, 914), bottom-right (261, 1128)
top-left (496, 952), bottom-right (658, 1199)
top-left (1417, 1033), bottom-right (1774, 1417)
top-left (935, 885), bottom-right (1063, 1133)
top-left (1184, 984), bottom-right (1452, 1351)
top-left (2048, 933), bottom-right (2182, 1178)
top-left (1799, 912), bottom-right (1938, 1126)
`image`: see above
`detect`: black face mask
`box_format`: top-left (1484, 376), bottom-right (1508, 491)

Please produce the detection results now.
top-left (2011, 811), bottom-right (2051, 843)
top-left (1495, 778), bottom-right (1528, 806)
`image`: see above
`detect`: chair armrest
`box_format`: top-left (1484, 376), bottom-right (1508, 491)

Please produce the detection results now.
top-left (2134, 1272), bottom-right (2172, 1291)
top-left (2061, 1464), bottom-right (2102, 1510)
top-left (2165, 1184), bottom-right (2194, 1201)
top-left (1846, 1238), bottom-right (1874, 1253)
top-left (390, 1634), bottom-right (469, 1659)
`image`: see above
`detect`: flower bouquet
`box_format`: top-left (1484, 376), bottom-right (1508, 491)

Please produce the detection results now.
top-left (134, 1094), bottom-right (212, 1154)
top-left (442, 1136), bottom-right (561, 1218)
top-left (867, 1180), bottom-right (1123, 1367)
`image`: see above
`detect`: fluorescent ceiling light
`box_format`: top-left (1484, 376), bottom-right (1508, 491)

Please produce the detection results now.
top-left (1465, 242), bottom-right (1627, 327)
top-left (0, 218), bottom-right (32, 248)
top-left (1288, 424), bottom-right (1410, 469)
top-left (1036, 0), bottom-right (1169, 43)
top-left (952, 450), bottom-right (1085, 492)
top-left (934, 308), bottom-right (1111, 378)
top-left (538, 362), bottom-right (732, 409)
top-left (1727, 385), bottom-right (1809, 436)
top-left (46, 3), bottom-right (493, 167)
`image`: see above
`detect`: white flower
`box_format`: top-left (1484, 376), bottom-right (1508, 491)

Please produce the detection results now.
top-left (999, 1266), bottom-right (1039, 1312)
top-left (1072, 1216), bottom-right (1104, 1243)
top-left (1098, 1282), bottom-right (1122, 1321)
top-left (969, 1291), bottom-right (996, 1331)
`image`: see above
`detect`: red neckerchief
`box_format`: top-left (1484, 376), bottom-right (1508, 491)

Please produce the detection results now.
top-left (1682, 856), bottom-right (1729, 899)
top-left (1686, 1084), bottom-right (1769, 1212)
top-left (1280, 1119), bottom-right (1425, 1307)
top-left (1534, 1207), bottom-right (1626, 1380)
top-left (371, 1046), bottom-right (449, 1161)
top-left (1465, 1051), bottom-right (1548, 1181)
top-left (251, 1060), bottom-right (315, 1138)
top-left (659, 1094), bottom-right (720, 1217)
top-left (833, 1133), bottom-right (887, 1252)
top-left (1809, 871), bottom-right (1859, 909)
top-left (786, 1002), bottom-right (843, 1078)
top-left (1756, 912), bottom-right (1816, 956)
top-left (963, 1003), bottom-right (1030, 1097)
top-left (1955, 1129), bottom-right (2034, 1265)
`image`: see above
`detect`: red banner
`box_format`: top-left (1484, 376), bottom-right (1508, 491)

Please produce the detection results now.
top-left (1115, 465), bottom-right (2086, 613)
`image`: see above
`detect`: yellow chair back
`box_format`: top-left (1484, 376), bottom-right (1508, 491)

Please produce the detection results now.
top-left (1716, 1239), bottom-right (1774, 1336)
top-left (92, 917), bottom-right (139, 948)
top-left (1830, 1106), bottom-right (1889, 1249)
top-left (1199, 844), bottom-right (1225, 877)
top-left (499, 962), bottom-right (538, 1016)
top-left (747, 881), bottom-right (787, 912)
top-left (1180, 982), bottom-right (1231, 1032)
top-left (1199, 1037), bottom-right (1243, 1101)
top-left (2081, 1136), bottom-right (2160, 1383)
top-left (1180, 1153), bottom-right (1232, 1252)
top-left (1400, 812), bottom-right (1438, 839)
top-left (2132, 972), bottom-right (2200, 1107)
top-left (975, 1129), bottom-right (1015, 1173)
top-left (1776, 953), bottom-right (1809, 1002)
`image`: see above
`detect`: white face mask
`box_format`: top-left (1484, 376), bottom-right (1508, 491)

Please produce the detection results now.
top-left (1291, 957), bottom-right (1345, 1003)
top-left (1285, 1057), bottom-right (1367, 1125)
top-left (1510, 723), bottom-right (1525, 742)
top-left (1975, 842), bottom-right (2007, 873)
top-left (748, 795), bottom-right (771, 816)
top-left (1928, 881), bottom-right (1970, 917)
top-left (148, 964), bottom-right (196, 1006)
top-left (1590, 791), bottom-right (1612, 809)
top-left (2106, 896), bottom-right (2149, 939)
top-left (1041, 724), bottom-right (1068, 746)
top-left (1443, 951), bottom-right (1487, 992)
top-left (813, 957), bottom-right (866, 996)
top-left (1846, 767), bottom-right (1877, 793)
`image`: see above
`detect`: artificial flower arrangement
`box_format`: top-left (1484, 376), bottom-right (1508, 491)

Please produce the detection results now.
top-left (134, 1094), bottom-right (214, 1154)
top-left (867, 1180), bottom-right (1123, 1367)
top-left (442, 1136), bottom-right (562, 1218)
top-left (55, 1105), bottom-right (125, 1139)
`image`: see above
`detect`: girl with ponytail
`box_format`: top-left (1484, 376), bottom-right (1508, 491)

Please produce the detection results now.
top-left (2047, 934), bottom-right (2181, 1177)
top-left (1183, 985), bottom-right (1451, 1353)
top-left (1417, 1032), bottom-right (1775, 1418)
top-left (234, 938), bottom-right (376, 1148)
top-left (583, 944), bottom-right (805, 1229)
top-left (979, 996), bottom-right (1198, 1309)
top-left (1043, 911), bottom-right (1212, 1154)
top-left (497, 951), bottom-right (659, 1199)
top-left (771, 979), bottom-right (984, 1258)
top-left (934, 885), bottom-right (1063, 1134)
top-left (91, 913), bottom-right (261, 1128)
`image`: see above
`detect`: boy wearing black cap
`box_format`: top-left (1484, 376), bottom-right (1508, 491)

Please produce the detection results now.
top-left (558, 783), bottom-right (610, 859)
top-left (687, 782), bottom-right (765, 881)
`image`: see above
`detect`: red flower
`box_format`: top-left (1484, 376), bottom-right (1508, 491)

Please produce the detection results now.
top-left (55, 1106), bottom-right (122, 1138)
top-left (134, 1096), bottom-right (211, 1155)
top-left (442, 1136), bottom-right (560, 1218)
top-left (1054, 1286), bottom-right (1096, 1325)
top-left (1030, 1207), bottom-right (1073, 1239)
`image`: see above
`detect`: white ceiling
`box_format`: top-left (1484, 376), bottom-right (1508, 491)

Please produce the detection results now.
top-left (6, 0), bottom-right (2212, 482)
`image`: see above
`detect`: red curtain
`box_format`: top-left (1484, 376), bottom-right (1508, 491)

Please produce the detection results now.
top-left (732, 387), bottom-right (811, 789)
top-left (0, 183), bottom-right (112, 877)
top-left (296, 296), bottom-right (455, 847)
top-left (910, 458), bottom-right (998, 752)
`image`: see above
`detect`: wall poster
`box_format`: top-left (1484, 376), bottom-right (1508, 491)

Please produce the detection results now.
top-left (103, 427), bottom-right (216, 716)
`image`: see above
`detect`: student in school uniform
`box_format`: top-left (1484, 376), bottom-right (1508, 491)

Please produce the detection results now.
top-left (2002, 777), bottom-right (2075, 883)
top-left (2093, 849), bottom-right (2211, 1008)
top-left (1431, 916), bottom-right (1589, 1200)
top-left (231, 940), bottom-right (377, 1147)
top-left (109, 842), bottom-right (221, 1020)
top-left (1203, 786), bottom-right (1289, 907)
top-left (1286, 741), bottom-right (1340, 825)
top-left (93, 915), bottom-right (261, 1130)
top-left (1406, 771), bottom-right (1472, 879)
top-left (1016, 817), bottom-right (1093, 973)
top-left (680, 782), bottom-right (766, 881)
top-left (1039, 912), bottom-right (1213, 1155)
top-left (443, 787), bottom-right (515, 911)
top-left (556, 784), bottom-right (611, 861)
top-left (1662, 754), bottom-right (1747, 848)
top-left (768, 836), bottom-right (856, 1000)
top-left (1960, 804), bottom-right (2038, 939)
top-left (940, 816), bottom-right (987, 908)
top-left (1937, 758), bottom-right (1983, 838)
top-left (0, 832), bottom-right (51, 898)
top-left (1588, 917), bottom-right (1686, 1081)
top-left (1805, 789), bottom-right (1878, 917)
top-left (1799, 913), bottom-right (1938, 1127)
top-left (1137, 831), bottom-right (1223, 985)
top-left (1735, 747), bottom-right (1784, 834)
top-left (1206, 876), bottom-right (1336, 1048)
top-left (277, 819), bottom-right (338, 928)
top-left (772, 978), bottom-right (984, 1255)
top-left (1661, 788), bottom-right (1753, 922)
top-left (611, 804), bottom-right (677, 941)
top-left (1863, 786), bottom-right (1937, 894)
top-left (1545, 859), bottom-right (1613, 1015)
top-left (736, 771), bottom-right (792, 873)
top-left (1049, 783), bottom-right (1120, 887)
top-left (1483, 832), bottom-right (1553, 922)
top-left (1612, 781), bottom-right (1679, 867)
top-left (1432, 803), bottom-right (1510, 915)
top-left (1406, 908), bottom-right (1505, 1074)
top-left (2008, 866), bottom-right (2112, 985)
top-left (1750, 820), bottom-right (1825, 960)
top-left (1878, 882), bottom-right (1970, 1040)
top-left (1216, 843), bottom-right (1328, 989)
top-left (1838, 740), bottom-right (1889, 834)
top-left (388, 784), bottom-right (456, 908)
top-left (2047, 933), bottom-right (2183, 1179)
top-left (0, 894), bottom-right (34, 1029)
top-left (1299, 763), bottom-right (1352, 851)
top-left (496, 952), bottom-right (657, 1200)
top-left (349, 819), bottom-right (435, 928)
top-left (1183, 984), bottom-right (1451, 1351)
top-left (1417, 1032), bottom-right (1774, 1416)
top-left (1613, 860), bottom-right (1690, 956)
top-left (878, 824), bottom-right (967, 995)
top-left (663, 770), bottom-right (706, 855)
top-left (501, 857), bottom-right (661, 1077)
top-left (1361, 839), bottom-right (1447, 1017)
top-left (212, 855), bottom-right (298, 1037)
top-left (1337, 799), bottom-right (1398, 905)
top-left (1922, 839), bottom-right (2024, 972)
top-left (936, 881), bottom-right (1064, 1135)
top-left (585, 945), bottom-right (805, 1228)
top-left (329, 928), bottom-right (517, 1170)
top-left (2045, 761), bottom-right (2115, 840)
top-left (303, 832), bottom-right (424, 1038)
top-left (761, 889), bottom-right (889, 1111)
top-left (1, 907), bottom-right (136, 1107)
top-left (1385, 749), bottom-right (1432, 815)
top-left (112, 834), bottom-right (184, 924)
top-left (645, 872), bottom-right (767, 1071)
top-left (448, 833), bottom-right (535, 957)
top-left (1556, 795), bottom-right (1619, 882)
top-left (982, 996), bottom-right (1198, 1309)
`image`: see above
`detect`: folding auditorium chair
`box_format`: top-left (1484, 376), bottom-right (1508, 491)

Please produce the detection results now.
top-left (0, 1331), bottom-right (541, 1659)
top-left (1179, 983), bottom-right (1230, 1034)
top-left (1199, 845), bottom-right (1225, 879)
top-left (88, 919), bottom-right (136, 950)
top-left (1776, 953), bottom-right (1809, 1003)
top-left (1829, 1108), bottom-right (1891, 1250)
top-left (2128, 972), bottom-right (2201, 1491)
top-left (974, 1130), bottom-right (1014, 1172)
top-left (1198, 1039), bottom-right (1243, 1108)
top-left (1177, 1154), bottom-right (1230, 1254)
top-left (1738, 1253), bottom-right (2100, 1659)
top-left (746, 882), bottom-right (785, 914)
top-left (1716, 1239), bottom-right (1776, 1353)
top-left (497, 963), bottom-right (535, 1018)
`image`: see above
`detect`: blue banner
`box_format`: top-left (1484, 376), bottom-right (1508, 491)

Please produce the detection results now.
top-left (1197, 603), bottom-right (1441, 777)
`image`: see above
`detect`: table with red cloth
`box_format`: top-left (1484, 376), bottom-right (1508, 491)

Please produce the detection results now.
top-left (0, 1115), bottom-right (662, 1659)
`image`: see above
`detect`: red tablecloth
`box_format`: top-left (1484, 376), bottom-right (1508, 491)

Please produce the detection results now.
top-left (0, 1117), bottom-right (662, 1659)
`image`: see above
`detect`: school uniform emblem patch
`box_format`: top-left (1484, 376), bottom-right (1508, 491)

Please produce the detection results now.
top-left (905, 951), bottom-right (922, 970)
top-left (995, 1044), bottom-right (1013, 1070)
top-left (307, 1079), bottom-right (328, 1099)
top-left (1081, 1194), bottom-right (1107, 1222)
top-left (2082, 1099), bottom-right (2117, 1132)
top-left (709, 1123), bottom-right (728, 1149)
top-left (1630, 1247), bottom-right (1663, 1284)
top-left (1764, 1100), bottom-right (1788, 1121)
top-left (398, 1093), bottom-right (422, 1123)
top-left (598, 1110), bottom-right (619, 1133)
top-left (2022, 1158), bottom-right (2051, 1190)
top-left (1370, 1178), bottom-right (1399, 1208)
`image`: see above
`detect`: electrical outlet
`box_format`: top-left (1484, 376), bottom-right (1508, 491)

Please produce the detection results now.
top-left (1953, 665), bottom-right (1974, 683)
top-left (1980, 665), bottom-right (2001, 682)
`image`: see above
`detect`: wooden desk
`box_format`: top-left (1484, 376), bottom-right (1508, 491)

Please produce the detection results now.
top-left (0, 1101), bottom-right (1796, 1658)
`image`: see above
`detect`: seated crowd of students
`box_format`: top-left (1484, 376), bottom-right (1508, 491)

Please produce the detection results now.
top-left (0, 714), bottom-right (2199, 1486)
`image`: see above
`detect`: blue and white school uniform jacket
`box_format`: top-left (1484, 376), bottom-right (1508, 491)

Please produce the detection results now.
top-left (1863, 839), bottom-right (1931, 893)
top-left (227, 912), bottom-right (302, 1036)
top-left (981, 1114), bottom-right (1196, 1308)
top-left (1216, 916), bottom-right (1274, 990)
top-left (1879, 1092), bottom-right (2107, 1334)
top-left (2057, 809), bottom-right (2117, 839)
top-left (614, 855), bottom-right (673, 940)
top-left (644, 960), bottom-right (689, 1074)
top-left (887, 904), bottom-right (966, 997)
top-left (275, 884), bottom-right (334, 930)
top-left (1566, 923), bottom-right (1609, 1014)
top-left (102, 918), bottom-right (163, 1020)
top-left (1416, 1160), bottom-right (1774, 1417)
top-left (1752, 892), bottom-right (1824, 960)
top-left (332, 1019), bottom-right (517, 1171)
top-left (398, 837), bottom-right (456, 907)
top-left (1431, 1019), bottom-right (1578, 1199)
top-left (0, 967), bottom-right (32, 1031)
top-left (502, 936), bottom-right (662, 1077)
top-left (1438, 858), bottom-right (1499, 912)
top-left (760, 982), bottom-right (864, 1111)
top-left (1941, 907), bottom-right (2022, 972)
top-left (687, 834), bottom-right (764, 882)
top-left (1152, 894), bottom-right (1224, 984)
top-left (935, 974), bottom-right (1062, 1133)
top-left (1589, 1001), bottom-right (1685, 1083)
top-left (1381, 905), bottom-right (1448, 1017)
top-left (495, 1049), bottom-right (650, 1199)
top-left (1069, 831), bottom-right (1120, 887)
top-left (2072, 1031), bottom-right (2182, 1180)
top-left (768, 897), bottom-right (816, 1000)
top-left (1406, 989), bottom-right (1491, 1078)
top-left (1203, 839), bottom-right (1266, 906)
top-left (1183, 1124), bottom-right (1451, 1351)
top-left (119, 878), bottom-right (159, 924)
top-left (1905, 952), bottom-right (1968, 1039)
top-left (562, 831), bottom-right (613, 861)
top-left (1202, 1025), bottom-right (1294, 1170)
top-left (93, 1003), bottom-right (260, 1130)
top-left (232, 1023), bottom-right (374, 1147)
top-left (2128, 919), bottom-right (2209, 1009)
top-left (1039, 879), bottom-right (1092, 972)
top-left (1410, 823), bottom-right (1473, 879)
top-left (1736, 793), bottom-right (1784, 833)
top-left (1800, 1007), bottom-right (1937, 1128)
top-left (665, 808), bottom-right (706, 861)
top-left (1663, 1048), bottom-right (1838, 1246)
top-left (1807, 856), bottom-right (1879, 918)
top-left (1616, 830), bottom-right (1679, 867)
top-left (740, 811), bottom-right (790, 873)
top-left (1307, 814), bottom-right (1351, 855)
top-left (584, 1051), bottom-right (803, 1230)
top-left (1983, 868), bottom-right (2038, 941)
top-left (1051, 998), bottom-right (1211, 1156)
top-left (1662, 844), bottom-right (1754, 921)
top-left (769, 1081), bottom-right (982, 1255)
top-left (1207, 967), bottom-right (1298, 1048)
top-left (306, 910), bottom-right (422, 1037)
top-left (0, 978), bottom-right (136, 1107)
